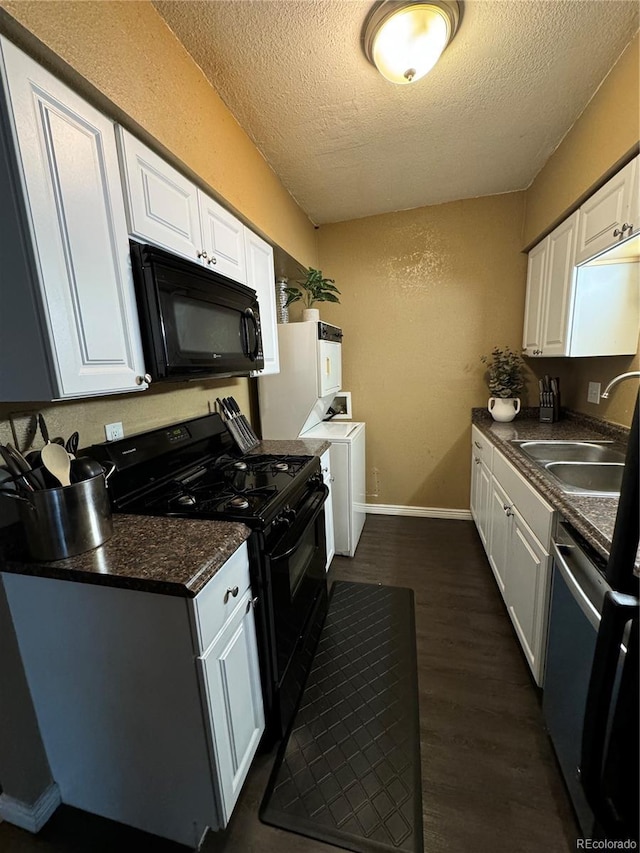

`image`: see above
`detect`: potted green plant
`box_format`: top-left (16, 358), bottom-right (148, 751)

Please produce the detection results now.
top-left (284, 268), bottom-right (340, 322)
top-left (480, 346), bottom-right (526, 422)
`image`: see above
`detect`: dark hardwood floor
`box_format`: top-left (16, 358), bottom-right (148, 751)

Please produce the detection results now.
top-left (0, 516), bottom-right (579, 852)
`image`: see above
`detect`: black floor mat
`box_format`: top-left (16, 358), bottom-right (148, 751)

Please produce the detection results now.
top-left (260, 581), bottom-right (423, 853)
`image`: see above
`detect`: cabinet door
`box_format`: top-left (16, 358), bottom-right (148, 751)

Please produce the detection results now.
top-left (1, 40), bottom-right (147, 397)
top-left (575, 158), bottom-right (637, 264)
top-left (117, 128), bottom-right (202, 261)
top-left (540, 211), bottom-right (578, 356)
top-left (505, 510), bottom-right (550, 685)
top-left (198, 192), bottom-right (247, 283)
top-left (470, 453), bottom-right (490, 552)
top-left (522, 238), bottom-right (547, 356)
top-left (487, 477), bottom-right (511, 598)
top-left (198, 591), bottom-right (264, 825)
top-left (320, 449), bottom-right (335, 570)
top-left (245, 229), bottom-right (279, 375)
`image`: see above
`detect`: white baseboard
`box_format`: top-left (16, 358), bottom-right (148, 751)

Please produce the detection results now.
top-left (365, 503), bottom-right (472, 520)
top-left (0, 782), bottom-right (61, 832)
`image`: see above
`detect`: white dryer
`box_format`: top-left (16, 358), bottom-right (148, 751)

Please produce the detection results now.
top-left (302, 421), bottom-right (366, 557)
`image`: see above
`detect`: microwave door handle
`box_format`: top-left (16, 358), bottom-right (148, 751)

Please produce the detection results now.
top-left (269, 485), bottom-right (329, 562)
top-left (240, 312), bottom-right (250, 358)
top-left (244, 308), bottom-right (259, 361)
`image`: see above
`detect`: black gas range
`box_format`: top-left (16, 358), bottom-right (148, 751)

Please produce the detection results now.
top-left (87, 413), bottom-right (329, 742)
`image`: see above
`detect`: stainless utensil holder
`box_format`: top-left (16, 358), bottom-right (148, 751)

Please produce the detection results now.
top-left (16, 472), bottom-right (113, 561)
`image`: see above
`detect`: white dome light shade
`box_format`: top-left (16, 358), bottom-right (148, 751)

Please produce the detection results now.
top-left (362, 1), bottom-right (460, 85)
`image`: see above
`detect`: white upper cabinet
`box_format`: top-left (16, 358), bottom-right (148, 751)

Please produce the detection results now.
top-left (523, 158), bottom-right (640, 359)
top-left (245, 229), bottom-right (279, 375)
top-left (522, 212), bottom-right (578, 357)
top-left (118, 129), bottom-right (248, 283)
top-left (117, 128), bottom-right (201, 261)
top-left (575, 157), bottom-right (638, 265)
top-left (0, 38), bottom-right (148, 400)
top-left (199, 193), bottom-right (247, 283)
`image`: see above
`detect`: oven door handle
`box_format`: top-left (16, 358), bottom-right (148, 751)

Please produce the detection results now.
top-left (270, 484), bottom-right (328, 563)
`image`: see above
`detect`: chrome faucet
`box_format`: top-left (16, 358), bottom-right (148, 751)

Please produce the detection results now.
top-left (601, 371), bottom-right (640, 399)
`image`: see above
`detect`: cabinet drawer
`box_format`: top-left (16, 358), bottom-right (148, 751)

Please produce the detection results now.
top-left (492, 449), bottom-right (553, 548)
top-left (192, 542), bottom-right (250, 653)
top-left (471, 426), bottom-right (493, 469)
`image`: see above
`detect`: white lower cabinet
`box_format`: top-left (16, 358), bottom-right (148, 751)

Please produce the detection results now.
top-left (470, 426), bottom-right (492, 550)
top-left (1, 541), bottom-right (263, 849)
top-left (0, 37), bottom-right (148, 400)
top-left (320, 448), bottom-right (335, 570)
top-left (470, 429), bottom-right (554, 685)
top-left (197, 588), bottom-right (264, 824)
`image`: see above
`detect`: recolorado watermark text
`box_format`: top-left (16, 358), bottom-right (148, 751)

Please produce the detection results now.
top-left (576, 841), bottom-right (638, 850)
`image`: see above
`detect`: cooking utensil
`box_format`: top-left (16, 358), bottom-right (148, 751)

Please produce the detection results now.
top-left (216, 398), bottom-right (250, 453)
top-left (38, 413), bottom-right (50, 445)
top-left (41, 440), bottom-right (72, 488)
top-left (5, 443), bottom-right (46, 490)
top-left (70, 456), bottom-right (105, 483)
top-left (10, 472), bottom-right (113, 561)
top-left (0, 444), bottom-right (28, 487)
top-left (228, 397), bottom-right (259, 447)
top-left (224, 396), bottom-right (252, 445)
top-left (65, 431), bottom-right (80, 457)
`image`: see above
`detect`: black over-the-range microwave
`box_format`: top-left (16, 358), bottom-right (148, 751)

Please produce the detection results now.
top-left (129, 241), bottom-right (264, 382)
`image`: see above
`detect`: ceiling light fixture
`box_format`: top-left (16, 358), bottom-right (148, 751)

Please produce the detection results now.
top-left (362, 0), bottom-right (461, 85)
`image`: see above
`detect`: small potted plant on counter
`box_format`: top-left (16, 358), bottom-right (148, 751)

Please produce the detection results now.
top-left (481, 346), bottom-right (525, 422)
top-left (284, 268), bottom-right (340, 322)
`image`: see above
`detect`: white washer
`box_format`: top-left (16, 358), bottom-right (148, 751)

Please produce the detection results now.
top-left (302, 421), bottom-right (366, 557)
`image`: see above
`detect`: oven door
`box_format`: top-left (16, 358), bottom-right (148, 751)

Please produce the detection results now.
top-left (266, 483), bottom-right (329, 685)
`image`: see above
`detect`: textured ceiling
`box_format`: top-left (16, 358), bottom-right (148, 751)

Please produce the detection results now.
top-left (152, 0), bottom-right (638, 225)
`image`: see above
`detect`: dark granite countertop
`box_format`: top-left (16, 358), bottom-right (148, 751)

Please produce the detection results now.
top-left (471, 408), bottom-right (629, 563)
top-left (250, 438), bottom-right (331, 456)
top-left (0, 514), bottom-right (251, 597)
top-left (0, 440), bottom-right (331, 597)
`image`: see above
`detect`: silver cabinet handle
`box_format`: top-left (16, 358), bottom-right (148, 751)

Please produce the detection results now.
top-left (503, 504), bottom-right (514, 517)
top-left (614, 223), bottom-right (631, 237)
top-left (246, 595), bottom-right (259, 613)
top-left (474, 457), bottom-right (481, 465)
top-left (197, 250), bottom-right (208, 259)
top-left (135, 373), bottom-right (152, 385)
top-left (207, 256), bottom-right (217, 265)
top-left (474, 440), bottom-right (482, 449)
top-left (224, 585), bottom-right (239, 604)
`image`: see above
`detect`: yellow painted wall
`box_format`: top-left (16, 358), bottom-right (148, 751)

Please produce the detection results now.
top-left (522, 32), bottom-right (640, 428)
top-left (317, 193), bottom-right (529, 510)
top-left (523, 34), bottom-right (639, 248)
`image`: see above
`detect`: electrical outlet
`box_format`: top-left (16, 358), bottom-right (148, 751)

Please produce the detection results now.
top-left (587, 382), bottom-right (601, 404)
top-left (104, 422), bottom-right (124, 441)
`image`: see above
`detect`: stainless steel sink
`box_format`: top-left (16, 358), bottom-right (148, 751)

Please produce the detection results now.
top-left (510, 440), bottom-right (627, 496)
top-left (545, 462), bottom-right (624, 495)
top-left (512, 440), bottom-right (626, 464)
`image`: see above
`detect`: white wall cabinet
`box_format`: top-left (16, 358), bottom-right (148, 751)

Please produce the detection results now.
top-left (1, 541), bottom-right (264, 848)
top-left (118, 128), bottom-right (247, 283)
top-left (523, 187), bottom-right (639, 358)
top-left (0, 37), bottom-right (148, 400)
top-left (245, 229), bottom-right (279, 376)
top-left (320, 448), bottom-right (335, 570)
top-left (470, 430), bottom-right (554, 685)
top-left (575, 156), bottom-right (639, 265)
top-left (522, 212), bottom-right (579, 358)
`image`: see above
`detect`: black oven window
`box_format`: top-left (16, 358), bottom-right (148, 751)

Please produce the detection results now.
top-left (289, 522), bottom-right (317, 597)
top-left (173, 296), bottom-right (242, 356)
